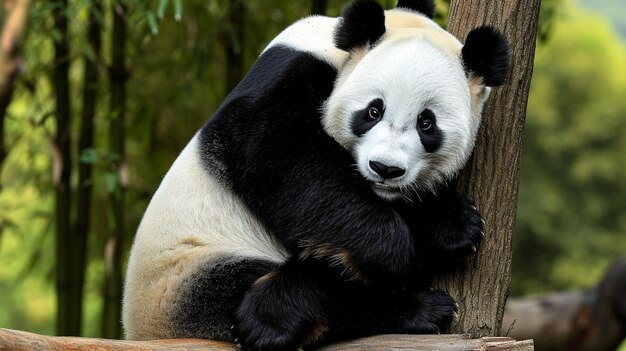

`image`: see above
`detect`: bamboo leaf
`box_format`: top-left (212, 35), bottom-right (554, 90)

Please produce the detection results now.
top-left (146, 12), bottom-right (159, 35)
top-left (173, 0), bottom-right (183, 21)
top-left (80, 148), bottom-right (100, 165)
top-left (157, 0), bottom-right (169, 19)
top-left (105, 173), bottom-right (119, 193)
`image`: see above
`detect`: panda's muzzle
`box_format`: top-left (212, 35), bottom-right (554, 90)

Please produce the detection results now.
top-left (369, 161), bottom-right (405, 179)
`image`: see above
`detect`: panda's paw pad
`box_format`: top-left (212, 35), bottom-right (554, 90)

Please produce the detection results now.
top-left (401, 290), bottom-right (457, 334)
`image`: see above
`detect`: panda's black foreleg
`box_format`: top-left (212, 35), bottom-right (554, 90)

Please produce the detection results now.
top-left (309, 285), bottom-right (458, 349)
top-left (394, 184), bottom-right (484, 273)
top-left (234, 257), bottom-right (458, 351)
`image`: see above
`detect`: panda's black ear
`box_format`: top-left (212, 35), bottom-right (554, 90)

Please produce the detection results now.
top-left (335, 0), bottom-right (386, 52)
top-left (396, 0), bottom-right (435, 19)
top-left (462, 26), bottom-right (511, 87)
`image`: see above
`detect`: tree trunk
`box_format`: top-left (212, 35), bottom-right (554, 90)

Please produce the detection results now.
top-left (502, 257), bottom-right (626, 351)
top-left (103, 0), bottom-right (127, 339)
top-left (0, 0), bottom-right (30, 191)
top-left (225, 0), bottom-right (245, 93)
top-left (53, 0), bottom-right (79, 336)
top-left (433, 0), bottom-right (542, 337)
top-left (73, 1), bottom-right (102, 336)
top-left (311, 0), bottom-right (329, 15)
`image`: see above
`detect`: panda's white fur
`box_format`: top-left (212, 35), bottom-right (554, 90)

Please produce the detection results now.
top-left (123, 136), bottom-right (290, 339)
top-left (263, 16), bottom-right (348, 68)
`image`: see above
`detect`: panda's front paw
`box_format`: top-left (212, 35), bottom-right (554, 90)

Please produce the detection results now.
top-left (424, 197), bottom-right (484, 268)
top-left (399, 289), bottom-right (457, 334)
top-left (435, 197), bottom-right (484, 262)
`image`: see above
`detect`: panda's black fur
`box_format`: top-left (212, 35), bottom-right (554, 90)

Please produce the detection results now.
top-left (123, 1), bottom-right (510, 350)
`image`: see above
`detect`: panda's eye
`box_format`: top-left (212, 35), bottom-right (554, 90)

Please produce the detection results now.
top-left (368, 107), bottom-right (381, 120)
top-left (419, 120), bottom-right (433, 131)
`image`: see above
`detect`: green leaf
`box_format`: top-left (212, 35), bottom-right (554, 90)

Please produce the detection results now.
top-left (157, 0), bottom-right (169, 19)
top-left (105, 173), bottom-right (119, 193)
top-left (80, 148), bottom-right (100, 165)
top-left (173, 0), bottom-right (183, 21)
top-left (146, 12), bottom-right (159, 35)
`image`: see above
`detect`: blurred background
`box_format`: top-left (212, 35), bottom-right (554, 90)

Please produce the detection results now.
top-left (0, 0), bottom-right (624, 348)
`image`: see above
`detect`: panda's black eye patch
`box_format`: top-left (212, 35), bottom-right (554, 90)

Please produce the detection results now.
top-left (351, 98), bottom-right (384, 136)
top-left (417, 109), bottom-right (443, 153)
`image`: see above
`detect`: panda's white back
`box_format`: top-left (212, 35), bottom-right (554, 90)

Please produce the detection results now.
top-left (123, 134), bottom-right (289, 339)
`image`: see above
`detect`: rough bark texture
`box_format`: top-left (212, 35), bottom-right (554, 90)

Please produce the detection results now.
top-left (0, 0), bottom-right (30, 188)
top-left (74, 1), bottom-right (102, 335)
top-left (433, 0), bottom-right (542, 337)
top-left (53, 0), bottom-right (78, 336)
top-left (502, 257), bottom-right (626, 351)
top-left (103, 0), bottom-right (127, 339)
top-left (0, 329), bottom-right (533, 351)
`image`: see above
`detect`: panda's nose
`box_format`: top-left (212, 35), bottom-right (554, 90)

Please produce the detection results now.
top-left (369, 161), bottom-right (405, 179)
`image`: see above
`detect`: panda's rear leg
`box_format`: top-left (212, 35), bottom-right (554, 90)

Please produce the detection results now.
top-left (169, 256), bottom-right (278, 341)
top-left (234, 258), bottom-right (330, 351)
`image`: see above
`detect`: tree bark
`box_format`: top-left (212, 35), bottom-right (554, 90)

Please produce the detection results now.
top-left (433, 0), bottom-right (542, 337)
top-left (502, 257), bottom-right (626, 351)
top-left (0, 0), bottom-right (30, 191)
top-left (103, 0), bottom-right (127, 339)
top-left (53, 0), bottom-right (79, 336)
top-left (224, 0), bottom-right (245, 93)
top-left (311, 0), bottom-right (329, 15)
top-left (73, 1), bottom-right (102, 336)
top-left (0, 329), bottom-right (533, 351)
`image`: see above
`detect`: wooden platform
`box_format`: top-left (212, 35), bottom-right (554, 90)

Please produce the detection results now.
top-left (0, 328), bottom-right (533, 350)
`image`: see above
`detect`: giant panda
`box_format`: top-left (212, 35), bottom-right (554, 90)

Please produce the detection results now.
top-left (122, 0), bottom-right (510, 350)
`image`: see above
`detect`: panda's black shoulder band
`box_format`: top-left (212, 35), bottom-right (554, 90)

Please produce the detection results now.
top-left (335, 0), bottom-right (386, 52)
top-left (396, 0), bottom-right (435, 19)
top-left (462, 26), bottom-right (511, 87)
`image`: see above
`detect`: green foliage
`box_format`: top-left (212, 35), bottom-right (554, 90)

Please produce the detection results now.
top-left (512, 3), bottom-right (626, 295)
top-left (578, 0), bottom-right (626, 39)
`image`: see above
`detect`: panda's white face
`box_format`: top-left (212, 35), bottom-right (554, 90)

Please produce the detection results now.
top-left (324, 36), bottom-right (483, 201)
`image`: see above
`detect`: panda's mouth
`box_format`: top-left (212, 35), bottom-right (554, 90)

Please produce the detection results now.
top-left (371, 181), bottom-right (402, 201)
top-left (374, 182), bottom-right (399, 190)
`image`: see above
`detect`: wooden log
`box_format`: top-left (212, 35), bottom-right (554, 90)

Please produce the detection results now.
top-left (501, 257), bottom-right (626, 351)
top-left (0, 329), bottom-right (533, 351)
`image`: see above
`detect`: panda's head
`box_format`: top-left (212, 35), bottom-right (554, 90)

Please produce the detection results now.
top-left (324, 0), bottom-right (510, 201)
